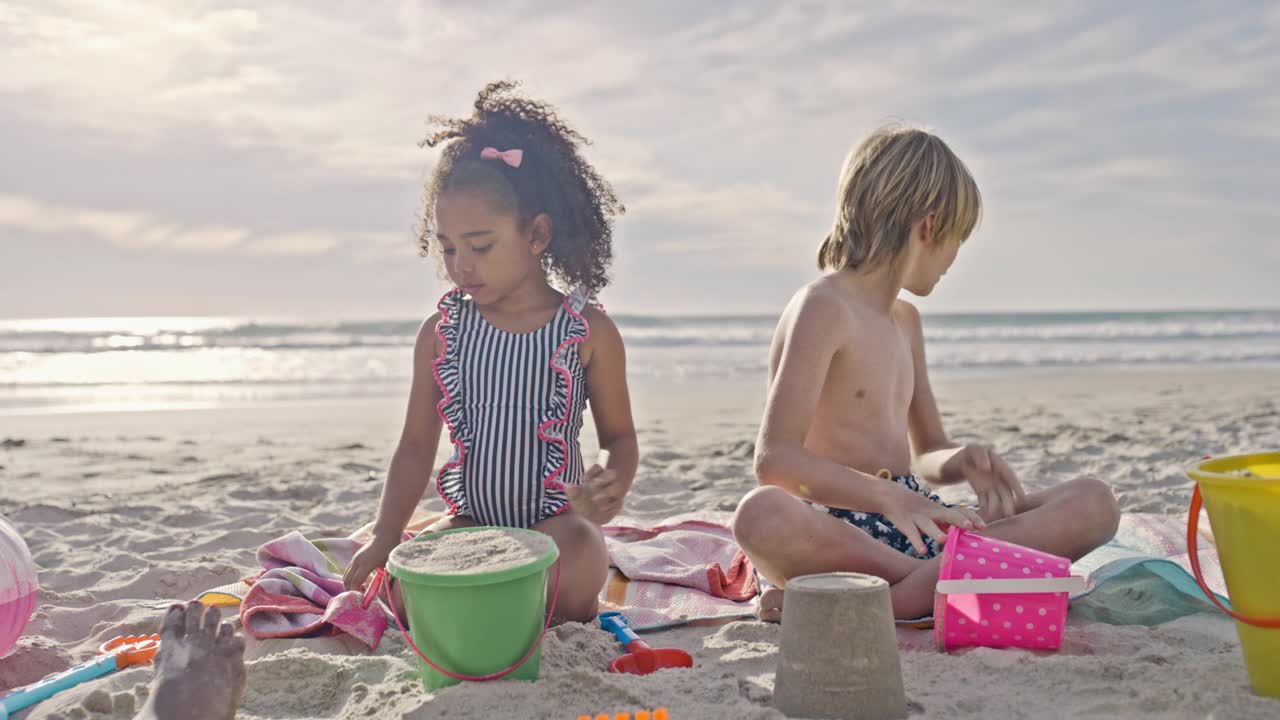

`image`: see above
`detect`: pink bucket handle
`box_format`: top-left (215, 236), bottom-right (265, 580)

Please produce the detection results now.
top-left (1188, 484), bottom-right (1280, 629)
top-left (936, 576), bottom-right (1086, 595)
top-left (373, 559), bottom-right (562, 682)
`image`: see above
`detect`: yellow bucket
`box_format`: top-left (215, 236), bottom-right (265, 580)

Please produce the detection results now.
top-left (1186, 452), bottom-right (1280, 698)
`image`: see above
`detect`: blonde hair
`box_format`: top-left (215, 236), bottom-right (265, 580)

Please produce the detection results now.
top-left (818, 124), bottom-right (981, 272)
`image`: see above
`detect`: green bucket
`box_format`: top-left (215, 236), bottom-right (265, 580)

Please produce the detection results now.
top-left (385, 526), bottom-right (560, 691)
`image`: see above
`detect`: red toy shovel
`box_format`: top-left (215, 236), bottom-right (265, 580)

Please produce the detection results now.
top-left (599, 611), bottom-right (693, 675)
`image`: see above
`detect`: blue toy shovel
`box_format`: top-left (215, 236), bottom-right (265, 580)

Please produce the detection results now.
top-left (1, 634), bottom-right (160, 719)
top-left (599, 612), bottom-right (693, 675)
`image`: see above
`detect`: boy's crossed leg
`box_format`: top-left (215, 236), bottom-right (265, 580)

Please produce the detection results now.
top-left (734, 476), bottom-right (1118, 621)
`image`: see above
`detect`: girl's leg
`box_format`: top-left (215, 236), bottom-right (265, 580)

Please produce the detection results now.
top-left (531, 508), bottom-right (609, 624)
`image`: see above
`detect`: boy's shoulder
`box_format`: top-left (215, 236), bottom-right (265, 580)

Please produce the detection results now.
top-left (784, 280), bottom-right (925, 345)
top-left (891, 297), bottom-right (921, 323)
top-left (786, 276), bottom-right (865, 332)
top-left (790, 276), bottom-right (848, 315)
top-left (775, 278), bottom-right (861, 358)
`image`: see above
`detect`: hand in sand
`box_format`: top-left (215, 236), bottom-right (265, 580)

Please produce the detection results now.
top-left (946, 444), bottom-right (1026, 521)
top-left (343, 533), bottom-right (399, 592)
top-left (879, 483), bottom-right (986, 557)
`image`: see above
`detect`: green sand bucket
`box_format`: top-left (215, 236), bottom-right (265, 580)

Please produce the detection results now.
top-left (384, 526), bottom-right (560, 691)
top-left (1187, 453), bottom-right (1280, 698)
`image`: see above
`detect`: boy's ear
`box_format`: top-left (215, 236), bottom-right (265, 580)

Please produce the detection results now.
top-left (917, 212), bottom-right (937, 244)
top-left (529, 213), bottom-right (553, 255)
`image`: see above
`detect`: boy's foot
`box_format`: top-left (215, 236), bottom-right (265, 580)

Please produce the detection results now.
top-left (757, 587), bottom-right (784, 623)
top-left (137, 601), bottom-right (247, 720)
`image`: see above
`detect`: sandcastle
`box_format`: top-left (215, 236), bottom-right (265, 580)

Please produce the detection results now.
top-left (772, 572), bottom-right (907, 720)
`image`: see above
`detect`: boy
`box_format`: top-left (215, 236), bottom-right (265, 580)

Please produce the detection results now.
top-left (734, 126), bottom-right (1119, 621)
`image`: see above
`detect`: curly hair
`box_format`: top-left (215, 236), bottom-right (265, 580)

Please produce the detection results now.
top-left (418, 81), bottom-right (624, 295)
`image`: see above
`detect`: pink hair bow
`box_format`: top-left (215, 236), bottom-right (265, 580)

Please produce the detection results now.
top-left (479, 146), bottom-right (523, 168)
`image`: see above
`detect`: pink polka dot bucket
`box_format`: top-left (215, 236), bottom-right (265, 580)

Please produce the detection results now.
top-left (933, 525), bottom-right (1085, 652)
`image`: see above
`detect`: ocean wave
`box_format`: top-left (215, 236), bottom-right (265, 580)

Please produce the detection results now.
top-left (3, 311), bottom-right (1278, 386)
top-left (7, 312), bottom-right (1277, 353)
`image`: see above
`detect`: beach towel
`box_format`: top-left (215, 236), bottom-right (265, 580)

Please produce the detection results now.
top-left (355, 510), bottom-right (759, 631)
top-left (598, 512), bottom-right (759, 630)
top-left (603, 516), bottom-right (758, 601)
top-left (204, 511), bottom-right (1226, 636)
top-left (209, 511), bottom-right (758, 632)
top-left (1067, 510), bottom-right (1229, 625)
top-left (238, 532), bottom-right (387, 649)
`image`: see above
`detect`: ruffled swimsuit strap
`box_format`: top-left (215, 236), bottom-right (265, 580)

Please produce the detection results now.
top-left (537, 287), bottom-right (591, 492)
top-left (431, 288), bottom-right (468, 515)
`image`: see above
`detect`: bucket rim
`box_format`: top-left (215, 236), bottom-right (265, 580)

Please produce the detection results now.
top-left (386, 526), bottom-right (560, 588)
top-left (1186, 452), bottom-right (1280, 486)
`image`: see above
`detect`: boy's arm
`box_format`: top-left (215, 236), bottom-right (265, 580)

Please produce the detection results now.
top-left (899, 301), bottom-right (965, 485)
top-left (574, 308), bottom-right (638, 524)
top-left (901, 301), bottom-right (1025, 519)
top-left (754, 291), bottom-right (897, 512)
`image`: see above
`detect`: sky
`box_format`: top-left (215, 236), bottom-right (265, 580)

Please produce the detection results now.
top-left (1, 0), bottom-right (1278, 319)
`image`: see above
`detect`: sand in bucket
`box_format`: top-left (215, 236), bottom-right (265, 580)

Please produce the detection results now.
top-left (387, 526), bottom-right (559, 691)
top-left (1187, 453), bottom-right (1280, 698)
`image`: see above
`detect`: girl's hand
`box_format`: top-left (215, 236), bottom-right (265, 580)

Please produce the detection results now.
top-left (568, 450), bottom-right (624, 525)
top-left (343, 532), bottom-right (400, 592)
top-left (879, 483), bottom-right (986, 557)
top-left (945, 445), bottom-right (1026, 521)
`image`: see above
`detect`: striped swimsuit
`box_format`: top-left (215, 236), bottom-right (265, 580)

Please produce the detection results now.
top-left (432, 287), bottom-right (591, 528)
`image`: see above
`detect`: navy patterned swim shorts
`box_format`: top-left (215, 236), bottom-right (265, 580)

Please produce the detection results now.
top-left (807, 473), bottom-right (952, 560)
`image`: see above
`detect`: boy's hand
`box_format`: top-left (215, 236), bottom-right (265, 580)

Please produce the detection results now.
top-left (343, 532), bottom-right (399, 592)
top-left (947, 445), bottom-right (1026, 521)
top-left (568, 460), bottom-right (624, 525)
top-left (880, 484), bottom-right (986, 557)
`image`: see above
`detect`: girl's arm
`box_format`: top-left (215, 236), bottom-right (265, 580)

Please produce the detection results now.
top-left (343, 316), bottom-right (445, 590)
top-left (575, 307), bottom-right (638, 524)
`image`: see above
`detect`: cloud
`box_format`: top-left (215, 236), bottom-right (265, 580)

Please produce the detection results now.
top-left (0, 193), bottom-right (392, 256)
top-left (348, 231), bottom-right (419, 263)
top-left (245, 232), bottom-right (339, 256)
top-left (1, 0), bottom-right (1277, 315)
top-left (0, 193), bottom-right (247, 253)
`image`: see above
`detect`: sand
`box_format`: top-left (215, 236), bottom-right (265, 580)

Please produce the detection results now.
top-left (389, 528), bottom-right (556, 576)
top-left (2, 369), bottom-right (1280, 718)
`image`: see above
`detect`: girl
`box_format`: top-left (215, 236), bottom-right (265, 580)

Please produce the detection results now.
top-left (343, 81), bottom-right (638, 622)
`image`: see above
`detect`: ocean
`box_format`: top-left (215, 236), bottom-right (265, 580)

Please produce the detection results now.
top-left (2, 309), bottom-right (1277, 414)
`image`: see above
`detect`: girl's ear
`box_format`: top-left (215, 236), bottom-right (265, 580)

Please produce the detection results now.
top-left (529, 213), bottom-right (553, 255)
